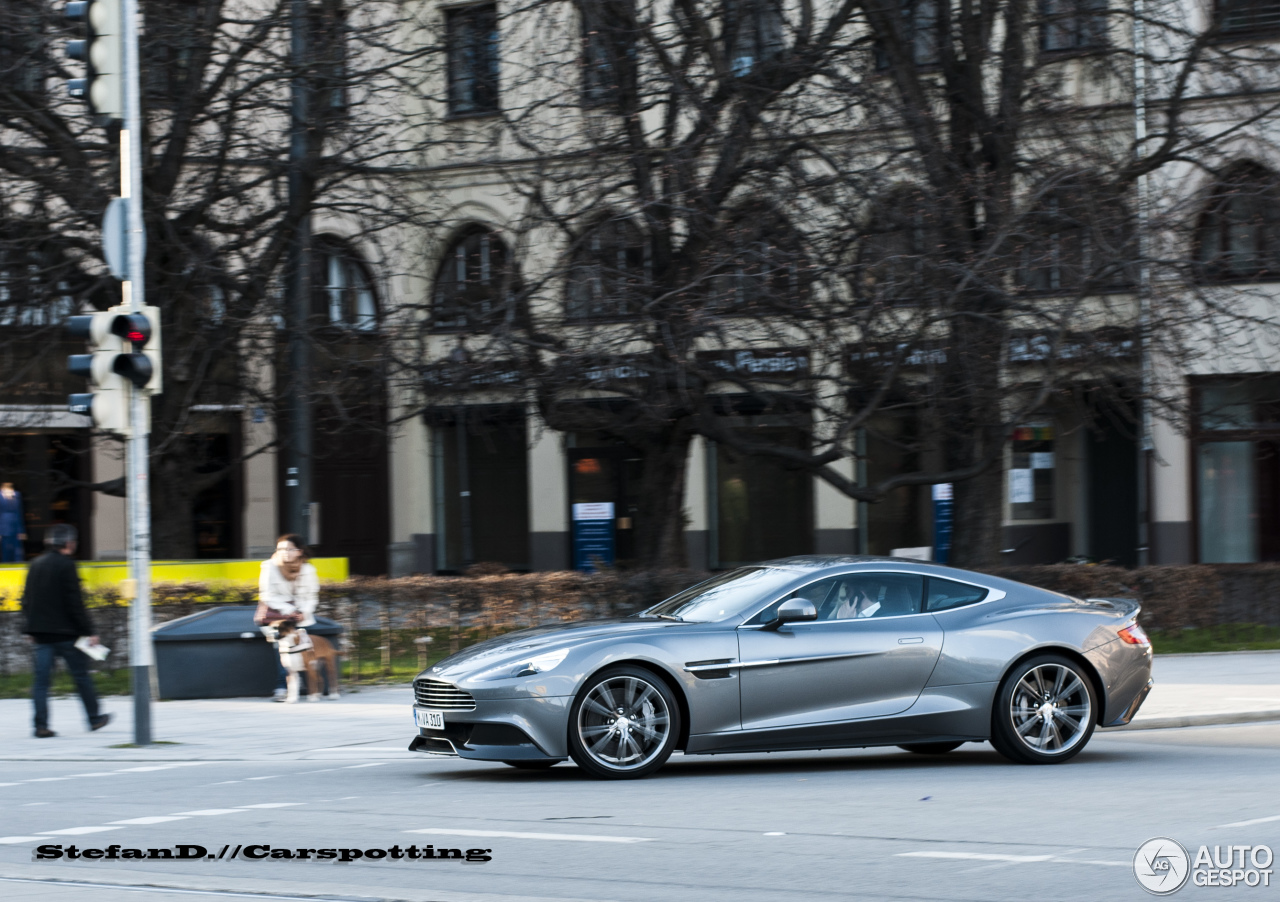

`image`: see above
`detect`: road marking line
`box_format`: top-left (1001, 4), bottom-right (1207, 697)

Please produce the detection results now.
top-left (172, 810), bottom-right (245, 816)
top-left (24, 777), bottom-right (71, 783)
top-left (764, 832), bottom-right (786, 836)
top-left (0, 837), bottom-right (53, 844)
top-left (114, 766), bottom-right (177, 773)
top-left (0, 784), bottom-right (19, 787)
top-left (899, 851), bottom-right (1055, 862)
top-left (244, 776), bottom-right (279, 781)
top-left (405, 828), bottom-right (652, 844)
top-left (109, 817), bottom-right (190, 825)
top-left (39, 826), bottom-right (124, 835)
top-left (235, 803), bottom-right (303, 809)
top-left (67, 773), bottom-right (119, 777)
top-left (1214, 814), bottom-right (1280, 829)
top-left (1052, 858), bottom-right (1130, 867)
top-left (342, 763), bottom-right (387, 768)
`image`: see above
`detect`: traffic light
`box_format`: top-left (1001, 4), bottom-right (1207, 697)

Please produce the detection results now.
top-left (65, 0), bottom-right (124, 121)
top-left (67, 305), bottom-right (163, 434)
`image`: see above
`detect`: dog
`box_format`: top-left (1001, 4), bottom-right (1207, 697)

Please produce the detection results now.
top-left (269, 620), bottom-right (340, 703)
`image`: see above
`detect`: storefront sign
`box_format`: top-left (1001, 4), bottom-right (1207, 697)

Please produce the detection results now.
top-left (698, 348), bottom-right (810, 381)
top-left (845, 341), bottom-right (948, 370)
top-left (572, 502), bottom-right (615, 572)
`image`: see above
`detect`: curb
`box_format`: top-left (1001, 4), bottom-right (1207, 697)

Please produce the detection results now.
top-left (1105, 709), bottom-right (1280, 731)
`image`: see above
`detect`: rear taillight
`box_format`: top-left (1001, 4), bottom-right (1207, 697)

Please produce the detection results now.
top-left (1118, 623), bottom-right (1150, 646)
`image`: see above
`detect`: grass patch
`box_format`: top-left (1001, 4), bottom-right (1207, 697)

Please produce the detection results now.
top-left (1151, 623), bottom-right (1280, 654)
top-left (0, 667), bottom-right (133, 699)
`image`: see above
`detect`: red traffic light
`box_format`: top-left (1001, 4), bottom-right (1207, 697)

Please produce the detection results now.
top-left (111, 313), bottom-right (151, 347)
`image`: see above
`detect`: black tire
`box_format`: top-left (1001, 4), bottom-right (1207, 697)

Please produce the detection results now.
top-left (567, 665), bottom-right (681, 780)
top-left (898, 742), bottom-right (964, 755)
top-left (502, 760), bottom-right (559, 770)
top-left (990, 653), bottom-right (1098, 765)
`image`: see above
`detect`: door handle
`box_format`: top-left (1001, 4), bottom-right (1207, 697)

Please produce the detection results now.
top-left (898, 637), bottom-right (924, 645)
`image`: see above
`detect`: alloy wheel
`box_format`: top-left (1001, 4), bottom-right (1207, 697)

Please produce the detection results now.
top-left (576, 674), bottom-right (672, 773)
top-left (1008, 662), bottom-right (1093, 756)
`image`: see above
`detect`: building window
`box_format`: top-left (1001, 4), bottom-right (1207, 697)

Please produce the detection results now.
top-left (566, 217), bottom-right (648, 320)
top-left (875, 0), bottom-right (941, 70)
top-left (1216, 0), bottom-right (1280, 34)
top-left (1020, 178), bottom-right (1132, 293)
top-left (1195, 376), bottom-right (1280, 563)
top-left (432, 226), bottom-right (521, 332)
top-left (1009, 423), bottom-right (1055, 520)
top-left (710, 207), bottom-right (808, 313)
top-left (1040, 0), bottom-right (1107, 52)
top-left (312, 238), bottom-right (377, 330)
top-left (857, 188), bottom-right (937, 306)
top-left (143, 0), bottom-right (206, 107)
top-left (1196, 164), bottom-right (1280, 282)
top-left (726, 0), bottom-right (784, 76)
top-left (0, 0), bottom-right (46, 99)
top-left (580, 0), bottom-right (635, 106)
top-left (446, 4), bottom-right (499, 116)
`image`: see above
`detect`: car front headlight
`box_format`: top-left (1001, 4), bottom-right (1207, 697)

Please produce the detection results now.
top-left (473, 647), bottom-right (571, 681)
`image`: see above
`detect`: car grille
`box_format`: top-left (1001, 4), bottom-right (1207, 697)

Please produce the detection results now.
top-left (415, 678), bottom-right (476, 711)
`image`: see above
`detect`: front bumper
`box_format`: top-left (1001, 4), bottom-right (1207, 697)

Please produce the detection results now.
top-left (407, 697), bottom-right (572, 761)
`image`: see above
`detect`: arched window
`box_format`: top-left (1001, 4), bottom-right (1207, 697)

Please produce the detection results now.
top-left (710, 206), bottom-right (808, 312)
top-left (1020, 176), bottom-right (1132, 294)
top-left (857, 187), bottom-right (938, 306)
top-left (312, 237), bottom-right (377, 330)
top-left (1197, 164), bottom-right (1280, 283)
top-left (565, 216), bottom-right (648, 320)
top-left (432, 226), bottom-right (521, 331)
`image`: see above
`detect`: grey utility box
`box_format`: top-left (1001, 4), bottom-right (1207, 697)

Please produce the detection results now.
top-left (152, 605), bottom-right (342, 699)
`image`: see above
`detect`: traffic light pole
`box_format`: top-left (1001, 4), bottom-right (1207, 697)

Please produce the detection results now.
top-left (122, 0), bottom-right (151, 746)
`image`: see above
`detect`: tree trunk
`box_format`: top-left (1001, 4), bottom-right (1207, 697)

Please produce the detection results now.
top-left (948, 460), bottom-right (1004, 569)
top-left (632, 421), bottom-right (693, 569)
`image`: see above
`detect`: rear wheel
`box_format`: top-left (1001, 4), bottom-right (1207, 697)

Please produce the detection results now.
top-left (568, 666), bottom-right (681, 780)
top-left (990, 654), bottom-right (1098, 764)
top-left (502, 760), bottom-right (558, 770)
top-left (898, 742), bottom-right (964, 755)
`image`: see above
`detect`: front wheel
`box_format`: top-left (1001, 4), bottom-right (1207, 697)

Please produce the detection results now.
top-left (568, 666), bottom-right (681, 780)
top-left (990, 654), bottom-right (1098, 764)
top-left (898, 742), bottom-right (964, 755)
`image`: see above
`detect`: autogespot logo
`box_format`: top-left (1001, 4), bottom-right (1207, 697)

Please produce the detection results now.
top-left (1134, 837), bottom-right (1191, 895)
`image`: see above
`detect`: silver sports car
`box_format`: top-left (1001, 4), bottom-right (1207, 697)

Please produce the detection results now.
top-left (408, 556), bottom-right (1153, 779)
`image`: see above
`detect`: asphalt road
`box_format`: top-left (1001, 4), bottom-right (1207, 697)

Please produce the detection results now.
top-left (3, 722), bottom-right (1280, 902)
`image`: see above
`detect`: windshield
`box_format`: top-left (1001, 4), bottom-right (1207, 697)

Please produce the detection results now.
top-left (641, 567), bottom-right (799, 623)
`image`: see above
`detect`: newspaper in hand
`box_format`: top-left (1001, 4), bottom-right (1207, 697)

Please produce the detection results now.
top-left (75, 637), bottom-right (109, 662)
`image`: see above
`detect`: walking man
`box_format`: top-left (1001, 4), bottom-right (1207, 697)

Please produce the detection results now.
top-left (20, 524), bottom-right (111, 738)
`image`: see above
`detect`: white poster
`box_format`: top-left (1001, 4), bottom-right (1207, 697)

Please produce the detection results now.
top-left (1009, 469), bottom-right (1035, 504)
top-left (572, 502), bottom-right (615, 521)
top-left (1030, 452), bottom-right (1055, 470)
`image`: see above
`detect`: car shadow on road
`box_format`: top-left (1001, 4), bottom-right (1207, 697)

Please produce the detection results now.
top-left (423, 744), bottom-right (1139, 783)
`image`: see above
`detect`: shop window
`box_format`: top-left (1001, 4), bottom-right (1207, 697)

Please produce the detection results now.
top-left (446, 4), bottom-right (500, 116)
top-left (568, 433), bottom-right (643, 566)
top-left (433, 407), bottom-right (529, 571)
top-left (862, 412), bottom-right (930, 556)
top-left (710, 414), bottom-right (813, 567)
top-left (1009, 423), bottom-right (1055, 520)
top-left (0, 433), bottom-right (90, 560)
top-left (1195, 376), bottom-right (1280, 562)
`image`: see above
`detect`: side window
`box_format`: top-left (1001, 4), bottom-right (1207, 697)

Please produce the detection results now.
top-left (744, 577), bottom-right (838, 625)
top-left (820, 574), bottom-right (924, 620)
top-left (925, 577), bottom-right (989, 612)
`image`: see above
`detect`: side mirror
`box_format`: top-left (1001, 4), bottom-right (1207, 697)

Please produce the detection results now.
top-left (763, 597), bottom-right (817, 631)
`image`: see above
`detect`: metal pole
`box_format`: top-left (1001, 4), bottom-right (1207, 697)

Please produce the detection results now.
top-left (121, 0), bottom-right (151, 745)
top-left (285, 0), bottom-right (313, 541)
top-left (1134, 0), bottom-right (1153, 567)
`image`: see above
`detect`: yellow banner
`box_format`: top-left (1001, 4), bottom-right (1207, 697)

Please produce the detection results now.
top-left (0, 558), bottom-right (349, 611)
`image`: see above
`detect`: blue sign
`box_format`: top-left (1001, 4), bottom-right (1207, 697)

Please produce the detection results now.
top-left (932, 484), bottom-right (953, 565)
top-left (573, 502), bottom-right (615, 572)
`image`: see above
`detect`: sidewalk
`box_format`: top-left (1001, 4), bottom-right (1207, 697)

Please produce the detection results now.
top-left (1, 652), bottom-right (1278, 761)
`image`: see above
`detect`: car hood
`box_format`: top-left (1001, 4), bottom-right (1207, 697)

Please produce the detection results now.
top-left (426, 618), bottom-right (678, 679)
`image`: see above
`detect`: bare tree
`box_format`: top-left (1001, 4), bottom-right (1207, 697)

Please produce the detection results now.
top-left (1, 0), bottom-right (432, 557)
top-left (409, 0), bottom-right (1280, 567)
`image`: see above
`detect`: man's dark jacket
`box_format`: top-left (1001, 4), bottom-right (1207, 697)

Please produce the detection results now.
top-left (21, 551), bottom-right (94, 638)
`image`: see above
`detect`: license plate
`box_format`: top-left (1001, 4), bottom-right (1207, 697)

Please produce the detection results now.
top-left (415, 709), bottom-right (444, 730)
